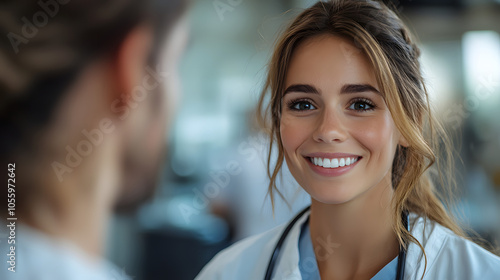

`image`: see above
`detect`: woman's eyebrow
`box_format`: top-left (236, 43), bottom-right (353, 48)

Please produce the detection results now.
top-left (283, 83), bottom-right (380, 96)
top-left (341, 84), bottom-right (381, 95)
top-left (283, 84), bottom-right (319, 95)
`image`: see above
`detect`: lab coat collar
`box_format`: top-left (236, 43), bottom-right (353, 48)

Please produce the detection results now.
top-left (405, 213), bottom-right (446, 278)
top-left (272, 208), bottom-right (310, 279)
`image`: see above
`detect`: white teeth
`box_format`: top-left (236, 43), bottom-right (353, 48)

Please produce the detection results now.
top-left (345, 157), bottom-right (357, 166)
top-left (310, 156), bottom-right (359, 168)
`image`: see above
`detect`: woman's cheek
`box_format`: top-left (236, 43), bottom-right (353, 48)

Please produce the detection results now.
top-left (351, 115), bottom-right (397, 165)
top-left (280, 116), bottom-right (306, 155)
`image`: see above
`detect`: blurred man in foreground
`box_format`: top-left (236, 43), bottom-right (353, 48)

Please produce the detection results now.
top-left (0, 0), bottom-right (188, 279)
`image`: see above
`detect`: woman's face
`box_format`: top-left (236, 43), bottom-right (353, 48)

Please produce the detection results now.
top-left (280, 34), bottom-right (405, 204)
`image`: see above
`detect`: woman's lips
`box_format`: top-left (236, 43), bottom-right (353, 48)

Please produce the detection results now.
top-left (304, 155), bottom-right (361, 177)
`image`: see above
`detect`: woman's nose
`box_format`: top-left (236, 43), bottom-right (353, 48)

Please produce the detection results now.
top-left (312, 109), bottom-right (348, 143)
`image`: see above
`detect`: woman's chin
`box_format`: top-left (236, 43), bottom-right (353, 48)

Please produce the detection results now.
top-left (306, 186), bottom-right (359, 205)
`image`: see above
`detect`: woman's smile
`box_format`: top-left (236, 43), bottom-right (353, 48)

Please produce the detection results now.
top-left (303, 153), bottom-right (362, 177)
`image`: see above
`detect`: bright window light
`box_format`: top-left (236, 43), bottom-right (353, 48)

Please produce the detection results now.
top-left (462, 31), bottom-right (500, 100)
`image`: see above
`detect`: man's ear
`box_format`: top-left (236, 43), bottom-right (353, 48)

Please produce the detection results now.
top-left (114, 24), bottom-right (153, 103)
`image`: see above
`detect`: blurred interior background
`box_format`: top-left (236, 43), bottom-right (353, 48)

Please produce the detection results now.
top-left (105, 0), bottom-right (500, 279)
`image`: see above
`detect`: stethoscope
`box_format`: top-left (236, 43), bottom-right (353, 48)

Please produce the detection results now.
top-left (264, 206), bottom-right (410, 280)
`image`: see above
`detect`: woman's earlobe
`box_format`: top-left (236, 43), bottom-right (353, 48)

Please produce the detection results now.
top-left (399, 135), bottom-right (409, 148)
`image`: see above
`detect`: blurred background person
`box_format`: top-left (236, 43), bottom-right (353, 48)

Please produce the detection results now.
top-left (0, 0), bottom-right (188, 279)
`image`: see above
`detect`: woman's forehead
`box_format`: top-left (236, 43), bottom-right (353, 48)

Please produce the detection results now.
top-left (284, 34), bottom-right (379, 95)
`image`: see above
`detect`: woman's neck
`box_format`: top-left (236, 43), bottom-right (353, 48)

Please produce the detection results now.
top-left (309, 179), bottom-right (399, 279)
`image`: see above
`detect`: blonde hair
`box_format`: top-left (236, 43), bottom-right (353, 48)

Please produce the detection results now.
top-left (257, 0), bottom-right (468, 276)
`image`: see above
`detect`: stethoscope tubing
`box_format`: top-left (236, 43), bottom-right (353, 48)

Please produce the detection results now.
top-left (264, 206), bottom-right (311, 280)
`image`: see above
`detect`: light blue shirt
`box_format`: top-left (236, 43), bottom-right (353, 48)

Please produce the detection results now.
top-left (298, 219), bottom-right (398, 280)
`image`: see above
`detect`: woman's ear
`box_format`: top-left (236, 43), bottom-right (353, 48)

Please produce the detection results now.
top-left (399, 134), bottom-right (409, 148)
top-left (114, 24), bottom-right (153, 103)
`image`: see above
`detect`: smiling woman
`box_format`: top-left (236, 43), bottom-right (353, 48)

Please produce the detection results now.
top-left (195, 0), bottom-right (500, 280)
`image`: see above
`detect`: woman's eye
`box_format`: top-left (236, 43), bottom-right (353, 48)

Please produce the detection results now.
top-left (289, 100), bottom-right (316, 111)
top-left (348, 100), bottom-right (374, 111)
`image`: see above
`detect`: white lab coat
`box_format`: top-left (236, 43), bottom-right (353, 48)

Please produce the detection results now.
top-left (196, 209), bottom-right (500, 279)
